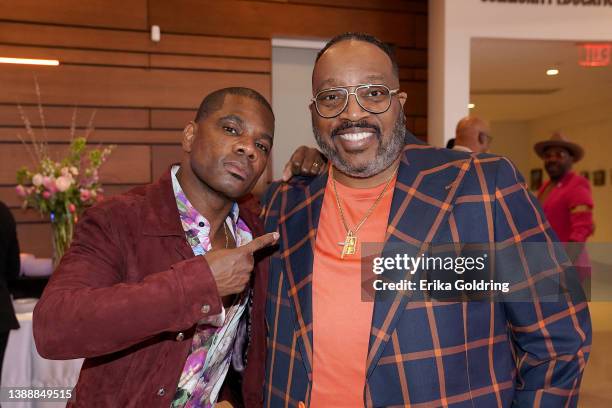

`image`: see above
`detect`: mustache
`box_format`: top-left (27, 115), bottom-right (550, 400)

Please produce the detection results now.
top-left (331, 120), bottom-right (381, 138)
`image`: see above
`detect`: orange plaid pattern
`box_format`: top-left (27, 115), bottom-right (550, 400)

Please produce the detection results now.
top-left (261, 133), bottom-right (591, 407)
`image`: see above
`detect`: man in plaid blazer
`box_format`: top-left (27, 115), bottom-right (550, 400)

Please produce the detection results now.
top-left (261, 33), bottom-right (591, 407)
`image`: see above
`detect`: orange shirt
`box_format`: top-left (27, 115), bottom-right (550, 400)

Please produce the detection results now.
top-left (310, 173), bottom-right (396, 407)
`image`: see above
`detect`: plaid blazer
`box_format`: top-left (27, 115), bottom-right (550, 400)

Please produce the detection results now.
top-left (261, 133), bottom-right (591, 408)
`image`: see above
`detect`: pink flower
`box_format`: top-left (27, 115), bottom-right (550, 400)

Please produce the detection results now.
top-left (55, 176), bottom-right (72, 192)
top-left (15, 185), bottom-right (27, 197)
top-left (79, 189), bottom-right (91, 201)
top-left (43, 176), bottom-right (57, 193)
top-left (68, 203), bottom-right (76, 213)
top-left (32, 174), bottom-right (44, 187)
top-left (42, 191), bottom-right (52, 199)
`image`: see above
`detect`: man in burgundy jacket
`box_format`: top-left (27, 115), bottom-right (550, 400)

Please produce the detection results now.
top-left (33, 87), bottom-right (278, 407)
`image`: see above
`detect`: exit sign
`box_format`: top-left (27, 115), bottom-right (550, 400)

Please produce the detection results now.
top-left (579, 43), bottom-right (611, 67)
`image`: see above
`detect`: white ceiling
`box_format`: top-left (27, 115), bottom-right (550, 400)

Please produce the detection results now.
top-left (470, 38), bottom-right (612, 121)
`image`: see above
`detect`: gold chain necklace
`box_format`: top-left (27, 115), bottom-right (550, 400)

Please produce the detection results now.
top-left (331, 166), bottom-right (397, 259)
top-left (222, 221), bottom-right (229, 248)
top-left (212, 220), bottom-right (229, 250)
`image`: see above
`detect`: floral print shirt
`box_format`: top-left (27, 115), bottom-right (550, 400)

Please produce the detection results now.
top-left (170, 166), bottom-right (252, 408)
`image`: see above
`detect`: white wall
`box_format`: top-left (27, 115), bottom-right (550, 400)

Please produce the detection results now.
top-left (489, 121), bottom-right (532, 176)
top-left (271, 44), bottom-right (321, 179)
top-left (428, 0), bottom-right (612, 147)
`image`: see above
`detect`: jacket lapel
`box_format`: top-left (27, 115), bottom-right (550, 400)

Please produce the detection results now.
top-left (366, 136), bottom-right (473, 377)
top-left (137, 167), bottom-right (194, 260)
top-left (278, 173), bottom-right (328, 375)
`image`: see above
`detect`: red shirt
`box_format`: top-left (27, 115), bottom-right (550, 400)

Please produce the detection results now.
top-left (537, 171), bottom-right (594, 243)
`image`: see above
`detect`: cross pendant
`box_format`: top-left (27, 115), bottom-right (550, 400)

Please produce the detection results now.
top-left (339, 231), bottom-right (357, 259)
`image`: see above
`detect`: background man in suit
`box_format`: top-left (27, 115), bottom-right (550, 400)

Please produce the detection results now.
top-left (0, 200), bottom-right (20, 382)
top-left (34, 88), bottom-right (278, 407)
top-left (261, 32), bottom-right (590, 407)
top-left (453, 116), bottom-right (492, 154)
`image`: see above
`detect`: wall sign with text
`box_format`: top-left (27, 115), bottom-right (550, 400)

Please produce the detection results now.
top-left (482, 0), bottom-right (612, 6)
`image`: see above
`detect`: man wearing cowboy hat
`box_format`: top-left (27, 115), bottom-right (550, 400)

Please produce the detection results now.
top-left (535, 132), bottom-right (594, 281)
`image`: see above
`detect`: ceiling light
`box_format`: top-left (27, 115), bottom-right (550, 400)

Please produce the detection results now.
top-left (468, 103), bottom-right (475, 109)
top-left (546, 69), bottom-right (559, 76)
top-left (0, 57), bottom-right (59, 66)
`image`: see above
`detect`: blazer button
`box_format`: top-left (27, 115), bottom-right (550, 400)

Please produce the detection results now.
top-left (201, 304), bottom-right (210, 314)
top-left (157, 387), bottom-right (166, 397)
top-left (176, 332), bottom-right (185, 341)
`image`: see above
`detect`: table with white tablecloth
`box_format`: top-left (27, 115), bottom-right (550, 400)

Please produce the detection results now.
top-left (2, 299), bottom-right (83, 408)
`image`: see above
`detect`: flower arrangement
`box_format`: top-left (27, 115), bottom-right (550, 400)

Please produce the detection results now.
top-left (14, 81), bottom-right (115, 266)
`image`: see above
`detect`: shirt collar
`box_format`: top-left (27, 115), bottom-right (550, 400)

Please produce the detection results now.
top-left (452, 145), bottom-right (473, 153)
top-left (170, 165), bottom-right (240, 224)
top-left (555, 171), bottom-right (575, 188)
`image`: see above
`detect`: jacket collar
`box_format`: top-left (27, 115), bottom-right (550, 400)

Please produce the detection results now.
top-left (141, 168), bottom-right (185, 237)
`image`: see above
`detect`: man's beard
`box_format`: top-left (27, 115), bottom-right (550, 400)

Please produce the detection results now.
top-left (312, 113), bottom-right (406, 178)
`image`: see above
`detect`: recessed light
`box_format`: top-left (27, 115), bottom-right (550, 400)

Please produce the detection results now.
top-left (0, 57), bottom-right (60, 66)
top-left (546, 69), bottom-right (559, 76)
top-left (468, 103), bottom-right (475, 109)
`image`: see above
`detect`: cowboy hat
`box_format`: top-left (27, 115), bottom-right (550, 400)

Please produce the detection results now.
top-left (534, 132), bottom-right (584, 162)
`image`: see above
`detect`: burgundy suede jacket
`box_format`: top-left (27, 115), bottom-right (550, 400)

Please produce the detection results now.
top-left (33, 169), bottom-right (268, 407)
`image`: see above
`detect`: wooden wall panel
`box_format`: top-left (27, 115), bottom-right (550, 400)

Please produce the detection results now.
top-left (149, 0), bottom-right (416, 47)
top-left (0, 105), bottom-right (149, 128)
top-left (149, 54), bottom-right (271, 73)
top-left (0, 0), bottom-right (148, 30)
top-left (283, 0), bottom-right (427, 13)
top-left (0, 0), bottom-right (427, 257)
top-left (0, 144), bottom-right (150, 184)
top-left (17, 223), bottom-right (52, 258)
top-left (401, 81), bottom-right (428, 116)
top-left (0, 22), bottom-right (271, 58)
top-left (99, 146), bottom-right (151, 184)
top-left (11, 210), bottom-right (46, 224)
top-left (0, 186), bottom-right (21, 208)
top-left (0, 45), bottom-right (271, 72)
top-left (0, 128), bottom-right (181, 144)
top-left (152, 145), bottom-right (184, 180)
top-left (0, 44), bottom-right (149, 67)
top-left (397, 48), bottom-right (428, 68)
top-left (151, 110), bottom-right (196, 130)
top-left (0, 65), bottom-right (271, 108)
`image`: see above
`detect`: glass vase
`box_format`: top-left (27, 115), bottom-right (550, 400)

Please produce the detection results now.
top-left (51, 213), bottom-right (75, 268)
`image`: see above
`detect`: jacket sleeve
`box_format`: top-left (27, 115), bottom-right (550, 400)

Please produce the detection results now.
top-left (492, 158), bottom-right (591, 408)
top-left (567, 179), bottom-right (594, 243)
top-left (33, 203), bottom-right (222, 360)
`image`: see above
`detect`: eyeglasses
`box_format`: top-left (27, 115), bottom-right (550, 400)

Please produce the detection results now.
top-left (311, 84), bottom-right (400, 119)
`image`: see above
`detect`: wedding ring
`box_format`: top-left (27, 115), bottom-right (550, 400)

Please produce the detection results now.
top-left (313, 162), bottom-right (320, 167)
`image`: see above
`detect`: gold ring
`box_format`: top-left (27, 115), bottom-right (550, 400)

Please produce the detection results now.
top-left (313, 162), bottom-right (320, 167)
